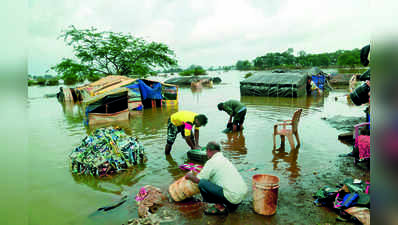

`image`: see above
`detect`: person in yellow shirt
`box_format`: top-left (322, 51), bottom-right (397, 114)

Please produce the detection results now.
top-left (165, 110), bottom-right (208, 155)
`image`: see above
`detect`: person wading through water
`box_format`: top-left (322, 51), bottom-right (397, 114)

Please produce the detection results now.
top-left (164, 110), bottom-right (208, 155)
top-left (217, 99), bottom-right (247, 132)
top-left (185, 141), bottom-right (248, 215)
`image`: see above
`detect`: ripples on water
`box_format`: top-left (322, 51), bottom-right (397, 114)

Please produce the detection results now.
top-left (26, 71), bottom-right (367, 225)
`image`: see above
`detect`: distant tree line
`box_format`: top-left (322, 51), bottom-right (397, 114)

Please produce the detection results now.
top-left (235, 48), bottom-right (362, 71)
top-left (178, 65), bottom-right (207, 76)
top-left (161, 65), bottom-right (233, 74)
top-left (28, 74), bottom-right (59, 86)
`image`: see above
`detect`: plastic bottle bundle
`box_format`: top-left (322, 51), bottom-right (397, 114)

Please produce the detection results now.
top-left (70, 127), bottom-right (145, 176)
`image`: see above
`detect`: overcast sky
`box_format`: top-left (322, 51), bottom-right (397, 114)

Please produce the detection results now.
top-left (28, 0), bottom-right (386, 75)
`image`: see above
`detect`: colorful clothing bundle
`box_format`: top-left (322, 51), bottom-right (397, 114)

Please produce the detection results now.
top-left (313, 178), bottom-right (370, 224)
top-left (356, 135), bottom-right (370, 160)
top-left (179, 163), bottom-right (203, 173)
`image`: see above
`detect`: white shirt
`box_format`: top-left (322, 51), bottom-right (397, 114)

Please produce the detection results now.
top-left (197, 152), bottom-right (248, 204)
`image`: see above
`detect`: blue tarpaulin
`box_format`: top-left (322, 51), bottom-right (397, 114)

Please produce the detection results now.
top-left (312, 75), bottom-right (325, 90)
top-left (126, 80), bottom-right (162, 100)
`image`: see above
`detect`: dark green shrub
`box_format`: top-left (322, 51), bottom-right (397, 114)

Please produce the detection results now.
top-left (28, 79), bottom-right (37, 86)
top-left (46, 78), bottom-right (59, 86)
top-left (87, 74), bottom-right (101, 82)
top-left (36, 77), bottom-right (46, 85)
top-left (244, 72), bottom-right (253, 78)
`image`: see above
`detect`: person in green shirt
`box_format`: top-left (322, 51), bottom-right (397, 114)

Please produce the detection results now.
top-left (217, 100), bottom-right (247, 132)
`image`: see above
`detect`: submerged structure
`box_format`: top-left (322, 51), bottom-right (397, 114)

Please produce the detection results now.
top-left (164, 76), bottom-right (222, 86)
top-left (240, 72), bottom-right (307, 97)
top-left (307, 67), bottom-right (331, 91)
top-left (57, 75), bottom-right (178, 125)
top-left (83, 87), bottom-right (130, 125)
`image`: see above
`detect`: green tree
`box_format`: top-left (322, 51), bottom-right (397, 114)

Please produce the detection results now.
top-left (282, 48), bottom-right (295, 65)
top-left (318, 54), bottom-right (331, 67)
top-left (298, 50), bottom-right (306, 57)
top-left (52, 25), bottom-right (177, 83)
top-left (236, 60), bottom-right (252, 70)
top-left (51, 58), bottom-right (91, 84)
top-left (337, 51), bottom-right (360, 68)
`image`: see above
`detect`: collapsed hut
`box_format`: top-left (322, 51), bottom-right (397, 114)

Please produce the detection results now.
top-left (83, 87), bottom-right (130, 125)
top-left (164, 76), bottom-right (222, 86)
top-left (57, 75), bottom-right (178, 124)
top-left (240, 72), bottom-right (307, 97)
top-left (307, 67), bottom-right (331, 91)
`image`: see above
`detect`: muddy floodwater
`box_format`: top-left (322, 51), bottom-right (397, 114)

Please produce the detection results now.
top-left (27, 71), bottom-right (369, 224)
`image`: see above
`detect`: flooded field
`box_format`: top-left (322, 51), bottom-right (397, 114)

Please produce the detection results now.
top-left (27, 71), bottom-right (369, 224)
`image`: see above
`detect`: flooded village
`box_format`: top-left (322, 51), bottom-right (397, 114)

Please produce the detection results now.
top-left (24, 1), bottom-right (375, 225)
top-left (28, 65), bottom-right (370, 224)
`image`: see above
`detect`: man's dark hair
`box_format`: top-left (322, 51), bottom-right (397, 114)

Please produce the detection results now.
top-left (360, 44), bottom-right (370, 66)
top-left (195, 114), bottom-right (208, 126)
top-left (217, 103), bottom-right (224, 111)
top-left (206, 141), bottom-right (221, 151)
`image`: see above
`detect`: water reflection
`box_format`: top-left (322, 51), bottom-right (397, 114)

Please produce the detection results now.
top-left (221, 131), bottom-right (248, 159)
top-left (62, 103), bottom-right (179, 136)
top-left (271, 147), bottom-right (301, 184)
top-left (165, 154), bottom-right (183, 180)
top-left (61, 102), bottom-right (85, 124)
top-left (86, 120), bottom-right (132, 135)
top-left (190, 86), bottom-right (203, 104)
top-left (305, 94), bottom-right (325, 109)
top-left (190, 86), bottom-right (203, 93)
top-left (129, 106), bottom-right (178, 137)
top-left (71, 164), bottom-right (146, 194)
top-left (241, 95), bottom-right (325, 111)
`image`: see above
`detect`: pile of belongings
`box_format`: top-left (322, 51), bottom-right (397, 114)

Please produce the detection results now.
top-left (135, 185), bottom-right (167, 218)
top-left (127, 208), bottom-right (175, 225)
top-left (70, 127), bottom-right (145, 176)
top-left (313, 178), bottom-right (370, 225)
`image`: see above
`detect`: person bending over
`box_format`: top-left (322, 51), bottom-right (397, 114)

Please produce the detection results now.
top-left (185, 141), bottom-right (247, 215)
top-left (217, 100), bottom-right (247, 132)
top-left (165, 110), bottom-right (208, 155)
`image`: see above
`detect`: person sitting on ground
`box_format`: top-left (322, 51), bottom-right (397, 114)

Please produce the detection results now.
top-left (306, 76), bottom-right (322, 95)
top-left (185, 141), bottom-right (247, 215)
top-left (164, 110), bottom-right (208, 155)
top-left (217, 100), bottom-right (247, 132)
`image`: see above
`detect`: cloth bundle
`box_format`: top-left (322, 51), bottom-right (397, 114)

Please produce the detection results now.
top-left (179, 163), bottom-right (203, 173)
top-left (135, 185), bottom-right (167, 218)
top-left (313, 178), bottom-right (370, 224)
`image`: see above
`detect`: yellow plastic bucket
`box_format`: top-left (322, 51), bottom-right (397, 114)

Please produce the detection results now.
top-left (252, 174), bottom-right (280, 215)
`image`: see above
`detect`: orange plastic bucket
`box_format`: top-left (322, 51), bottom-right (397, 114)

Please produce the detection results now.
top-left (252, 174), bottom-right (280, 215)
top-left (169, 175), bottom-right (199, 202)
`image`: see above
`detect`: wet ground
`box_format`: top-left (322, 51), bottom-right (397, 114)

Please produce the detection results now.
top-left (26, 70), bottom-right (369, 224)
